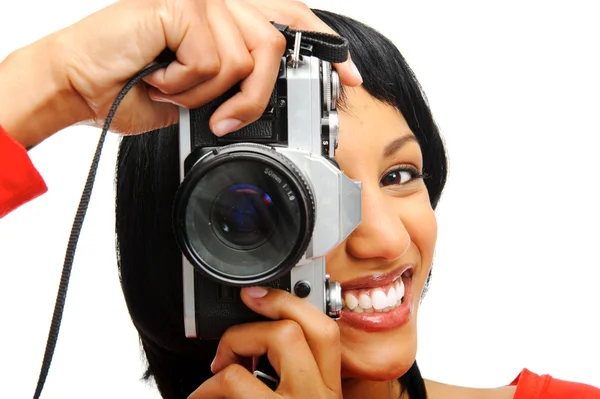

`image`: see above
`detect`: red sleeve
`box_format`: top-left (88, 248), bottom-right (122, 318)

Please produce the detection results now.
top-left (0, 125), bottom-right (48, 218)
top-left (511, 368), bottom-right (600, 399)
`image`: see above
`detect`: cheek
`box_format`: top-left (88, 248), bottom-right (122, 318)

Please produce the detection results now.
top-left (403, 191), bottom-right (438, 268)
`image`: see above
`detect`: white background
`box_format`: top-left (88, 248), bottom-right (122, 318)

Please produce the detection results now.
top-left (1, 0), bottom-right (599, 398)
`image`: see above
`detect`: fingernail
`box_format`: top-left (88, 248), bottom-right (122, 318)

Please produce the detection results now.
top-left (212, 118), bottom-right (242, 136)
top-left (150, 95), bottom-right (183, 107)
top-left (244, 286), bottom-right (269, 298)
top-left (350, 61), bottom-right (363, 84)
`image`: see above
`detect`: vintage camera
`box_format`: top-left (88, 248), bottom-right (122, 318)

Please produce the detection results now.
top-left (172, 47), bottom-right (362, 339)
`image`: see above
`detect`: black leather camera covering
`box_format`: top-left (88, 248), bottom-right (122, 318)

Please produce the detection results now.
top-left (189, 58), bottom-right (288, 150)
top-left (193, 272), bottom-right (292, 339)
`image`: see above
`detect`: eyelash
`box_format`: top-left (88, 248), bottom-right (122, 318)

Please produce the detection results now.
top-left (379, 165), bottom-right (424, 187)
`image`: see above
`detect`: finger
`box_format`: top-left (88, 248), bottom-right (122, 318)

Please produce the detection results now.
top-left (148, 0), bottom-right (255, 118)
top-left (240, 287), bottom-right (342, 394)
top-left (203, 0), bottom-right (286, 136)
top-left (245, 0), bottom-right (362, 86)
top-left (212, 320), bottom-right (323, 395)
top-left (188, 364), bottom-right (275, 399)
top-left (145, 0), bottom-right (221, 95)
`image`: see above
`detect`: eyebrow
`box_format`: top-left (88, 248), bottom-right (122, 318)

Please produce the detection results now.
top-left (383, 134), bottom-right (418, 157)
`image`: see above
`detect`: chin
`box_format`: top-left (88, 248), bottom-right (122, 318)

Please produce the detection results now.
top-left (339, 319), bottom-right (418, 381)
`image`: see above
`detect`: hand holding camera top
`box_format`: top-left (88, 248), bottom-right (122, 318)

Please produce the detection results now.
top-left (0, 0), bottom-right (362, 149)
top-left (188, 286), bottom-right (344, 398)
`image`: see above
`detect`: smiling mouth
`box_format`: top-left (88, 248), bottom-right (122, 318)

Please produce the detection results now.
top-left (338, 266), bottom-right (414, 332)
top-left (342, 278), bottom-right (405, 313)
top-left (341, 266), bottom-right (412, 313)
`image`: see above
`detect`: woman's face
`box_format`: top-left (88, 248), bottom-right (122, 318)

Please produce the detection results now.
top-left (327, 87), bottom-right (437, 381)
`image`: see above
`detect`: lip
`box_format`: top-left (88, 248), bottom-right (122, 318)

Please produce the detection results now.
top-left (339, 264), bottom-right (413, 290)
top-left (339, 267), bottom-right (414, 333)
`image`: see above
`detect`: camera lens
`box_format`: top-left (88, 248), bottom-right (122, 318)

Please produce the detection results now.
top-left (173, 145), bottom-right (314, 286)
top-left (211, 184), bottom-right (275, 249)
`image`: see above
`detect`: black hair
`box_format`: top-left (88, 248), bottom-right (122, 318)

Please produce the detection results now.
top-left (115, 9), bottom-right (447, 399)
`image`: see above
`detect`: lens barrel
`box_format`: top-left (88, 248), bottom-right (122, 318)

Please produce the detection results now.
top-left (173, 144), bottom-right (315, 286)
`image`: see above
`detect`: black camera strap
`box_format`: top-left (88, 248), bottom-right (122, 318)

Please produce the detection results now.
top-left (32, 26), bottom-right (348, 398)
top-left (272, 23), bottom-right (349, 63)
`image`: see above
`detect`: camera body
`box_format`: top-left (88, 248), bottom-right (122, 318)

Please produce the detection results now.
top-left (173, 53), bottom-right (362, 339)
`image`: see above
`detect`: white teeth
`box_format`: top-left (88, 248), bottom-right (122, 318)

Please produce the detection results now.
top-left (387, 287), bottom-right (397, 307)
top-left (344, 293), bottom-right (359, 310)
top-left (371, 289), bottom-right (388, 310)
top-left (342, 277), bottom-right (408, 313)
top-left (358, 293), bottom-right (372, 309)
top-left (396, 280), bottom-right (404, 301)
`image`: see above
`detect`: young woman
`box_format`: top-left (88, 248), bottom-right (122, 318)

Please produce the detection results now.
top-left (1, 0), bottom-right (598, 398)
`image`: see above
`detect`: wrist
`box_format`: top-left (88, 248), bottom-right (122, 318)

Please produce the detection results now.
top-left (0, 32), bottom-right (93, 148)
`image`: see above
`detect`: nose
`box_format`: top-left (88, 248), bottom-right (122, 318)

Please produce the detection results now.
top-left (345, 185), bottom-right (410, 261)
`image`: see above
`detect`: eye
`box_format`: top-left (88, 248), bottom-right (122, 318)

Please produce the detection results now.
top-left (380, 166), bottom-right (423, 187)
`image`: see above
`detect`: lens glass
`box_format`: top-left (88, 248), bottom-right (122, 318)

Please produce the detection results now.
top-left (182, 157), bottom-right (307, 281)
top-left (211, 184), bottom-right (275, 249)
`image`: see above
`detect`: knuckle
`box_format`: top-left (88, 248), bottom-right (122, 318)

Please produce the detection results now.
top-left (191, 55), bottom-right (221, 78)
top-left (218, 363), bottom-right (246, 386)
top-left (229, 53), bottom-right (254, 82)
top-left (290, 0), bottom-right (311, 14)
top-left (266, 28), bottom-right (287, 54)
top-left (218, 325), bottom-right (235, 344)
top-left (288, 1), bottom-right (313, 26)
top-left (220, 322), bottom-right (248, 345)
top-left (274, 320), bottom-right (304, 345)
top-left (321, 321), bottom-right (341, 346)
top-left (243, 94), bottom-right (269, 119)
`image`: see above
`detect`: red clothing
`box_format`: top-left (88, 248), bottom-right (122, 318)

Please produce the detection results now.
top-left (0, 125), bottom-right (47, 218)
top-left (1, 125), bottom-right (600, 399)
top-left (511, 368), bottom-right (600, 399)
